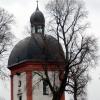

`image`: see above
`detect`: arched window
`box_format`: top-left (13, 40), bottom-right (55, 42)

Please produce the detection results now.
top-left (17, 78), bottom-right (22, 100)
top-left (17, 89), bottom-right (22, 100)
top-left (18, 80), bottom-right (21, 87)
top-left (37, 26), bottom-right (42, 33)
top-left (19, 95), bottom-right (22, 100)
top-left (32, 27), bottom-right (35, 33)
top-left (43, 80), bottom-right (49, 95)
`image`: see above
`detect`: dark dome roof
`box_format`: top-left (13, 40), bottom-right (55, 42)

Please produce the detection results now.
top-left (8, 34), bottom-right (64, 68)
top-left (30, 7), bottom-right (45, 26)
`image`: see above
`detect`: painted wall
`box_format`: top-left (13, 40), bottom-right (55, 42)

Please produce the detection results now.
top-left (13, 72), bottom-right (26, 100)
top-left (12, 66), bottom-right (63, 100)
top-left (32, 71), bottom-right (60, 100)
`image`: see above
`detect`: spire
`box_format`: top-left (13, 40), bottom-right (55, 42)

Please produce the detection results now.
top-left (36, 0), bottom-right (39, 10)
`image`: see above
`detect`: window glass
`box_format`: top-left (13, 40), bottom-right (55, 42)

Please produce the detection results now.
top-left (37, 26), bottom-right (42, 33)
top-left (19, 95), bottom-right (22, 100)
top-left (43, 80), bottom-right (49, 95)
top-left (32, 27), bottom-right (35, 33)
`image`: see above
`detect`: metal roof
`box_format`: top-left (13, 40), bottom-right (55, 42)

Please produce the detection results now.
top-left (8, 33), bottom-right (65, 68)
top-left (30, 7), bottom-right (45, 26)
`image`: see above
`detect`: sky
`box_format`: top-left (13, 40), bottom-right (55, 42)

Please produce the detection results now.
top-left (0, 0), bottom-right (100, 100)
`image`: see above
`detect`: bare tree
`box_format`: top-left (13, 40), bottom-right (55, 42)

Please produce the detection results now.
top-left (0, 7), bottom-right (14, 78)
top-left (43, 0), bottom-right (98, 100)
top-left (66, 64), bottom-right (90, 100)
top-left (26, 0), bottom-right (98, 100)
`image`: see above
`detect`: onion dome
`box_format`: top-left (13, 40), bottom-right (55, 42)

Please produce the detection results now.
top-left (30, 3), bottom-right (45, 34)
top-left (30, 5), bottom-right (45, 27)
top-left (8, 2), bottom-right (65, 68)
top-left (8, 34), bottom-right (65, 68)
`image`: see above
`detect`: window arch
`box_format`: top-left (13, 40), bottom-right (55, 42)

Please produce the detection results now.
top-left (43, 80), bottom-right (49, 95)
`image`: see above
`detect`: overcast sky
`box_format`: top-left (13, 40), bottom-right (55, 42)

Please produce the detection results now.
top-left (0, 0), bottom-right (100, 100)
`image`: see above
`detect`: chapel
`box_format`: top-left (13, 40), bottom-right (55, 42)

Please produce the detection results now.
top-left (8, 2), bottom-right (65, 100)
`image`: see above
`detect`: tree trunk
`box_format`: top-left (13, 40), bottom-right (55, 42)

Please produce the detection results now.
top-left (52, 93), bottom-right (61, 100)
top-left (74, 93), bottom-right (77, 100)
top-left (74, 80), bottom-right (77, 100)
